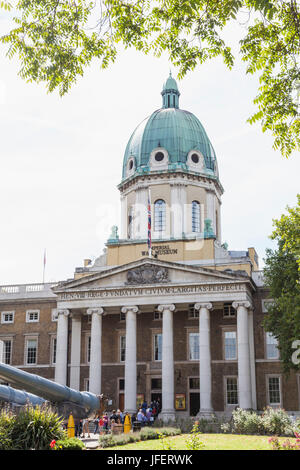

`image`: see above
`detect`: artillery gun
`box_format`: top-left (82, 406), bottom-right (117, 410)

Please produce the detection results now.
top-left (0, 362), bottom-right (108, 420)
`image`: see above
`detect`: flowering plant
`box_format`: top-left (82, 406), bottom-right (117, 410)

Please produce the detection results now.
top-left (268, 432), bottom-right (300, 450)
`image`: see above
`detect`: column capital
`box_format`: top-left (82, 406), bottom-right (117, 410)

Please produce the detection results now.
top-left (194, 302), bottom-right (213, 311)
top-left (157, 304), bottom-right (176, 313)
top-left (56, 309), bottom-right (70, 318)
top-left (121, 305), bottom-right (139, 314)
top-left (86, 307), bottom-right (105, 316)
top-left (232, 300), bottom-right (252, 311)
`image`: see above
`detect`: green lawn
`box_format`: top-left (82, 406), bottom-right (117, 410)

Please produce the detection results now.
top-left (101, 433), bottom-right (297, 451)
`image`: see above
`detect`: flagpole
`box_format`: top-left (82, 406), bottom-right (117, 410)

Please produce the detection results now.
top-left (148, 188), bottom-right (152, 259)
top-left (43, 249), bottom-right (46, 284)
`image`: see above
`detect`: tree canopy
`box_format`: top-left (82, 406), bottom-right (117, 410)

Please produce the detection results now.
top-left (263, 195), bottom-right (300, 373)
top-left (0, 0), bottom-right (299, 157)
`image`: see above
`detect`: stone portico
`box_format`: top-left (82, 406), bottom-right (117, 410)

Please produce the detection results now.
top-left (53, 258), bottom-right (256, 419)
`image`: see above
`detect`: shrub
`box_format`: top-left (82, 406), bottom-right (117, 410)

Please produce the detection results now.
top-left (230, 407), bottom-right (295, 437)
top-left (51, 437), bottom-right (86, 450)
top-left (185, 423), bottom-right (205, 450)
top-left (98, 433), bottom-right (116, 448)
top-left (10, 404), bottom-right (66, 450)
top-left (261, 407), bottom-right (294, 436)
top-left (140, 427), bottom-right (159, 440)
top-left (98, 427), bottom-right (181, 448)
top-left (0, 408), bottom-right (14, 450)
top-left (231, 408), bottom-right (264, 435)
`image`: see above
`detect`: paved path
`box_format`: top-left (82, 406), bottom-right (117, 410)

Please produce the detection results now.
top-left (79, 433), bottom-right (100, 449)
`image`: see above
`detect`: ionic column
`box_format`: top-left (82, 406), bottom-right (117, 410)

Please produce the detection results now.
top-left (87, 308), bottom-right (104, 395)
top-left (233, 301), bottom-right (252, 409)
top-left (248, 307), bottom-right (257, 410)
top-left (158, 304), bottom-right (176, 421)
top-left (70, 313), bottom-right (82, 390)
top-left (55, 309), bottom-right (69, 385)
top-left (195, 302), bottom-right (213, 415)
top-left (122, 306), bottom-right (139, 414)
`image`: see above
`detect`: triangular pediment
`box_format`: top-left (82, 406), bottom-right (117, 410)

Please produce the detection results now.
top-left (53, 258), bottom-right (250, 293)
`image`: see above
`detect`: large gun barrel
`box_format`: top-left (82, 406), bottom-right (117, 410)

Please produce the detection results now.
top-left (0, 384), bottom-right (46, 407)
top-left (0, 362), bottom-right (103, 419)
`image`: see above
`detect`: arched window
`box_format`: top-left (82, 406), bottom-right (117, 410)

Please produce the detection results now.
top-left (154, 199), bottom-right (166, 232)
top-left (192, 201), bottom-right (201, 233)
top-left (128, 206), bottom-right (134, 239)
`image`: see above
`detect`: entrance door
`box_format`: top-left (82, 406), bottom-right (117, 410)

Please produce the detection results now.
top-left (119, 393), bottom-right (124, 411)
top-left (151, 392), bottom-right (162, 413)
top-left (189, 393), bottom-right (200, 416)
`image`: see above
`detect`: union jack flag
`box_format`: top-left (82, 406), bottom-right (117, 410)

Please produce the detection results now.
top-left (147, 190), bottom-right (152, 257)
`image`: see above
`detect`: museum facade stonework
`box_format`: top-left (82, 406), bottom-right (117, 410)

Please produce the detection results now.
top-left (0, 74), bottom-right (299, 418)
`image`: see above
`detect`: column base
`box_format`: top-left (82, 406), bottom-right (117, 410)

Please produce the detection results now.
top-left (158, 410), bottom-right (176, 422)
top-left (124, 409), bottom-right (137, 416)
top-left (196, 409), bottom-right (214, 420)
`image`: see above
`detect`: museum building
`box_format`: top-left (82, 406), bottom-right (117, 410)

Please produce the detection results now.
top-left (0, 75), bottom-right (299, 419)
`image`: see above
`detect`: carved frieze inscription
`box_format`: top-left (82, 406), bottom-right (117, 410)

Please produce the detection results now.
top-left (58, 283), bottom-right (247, 301)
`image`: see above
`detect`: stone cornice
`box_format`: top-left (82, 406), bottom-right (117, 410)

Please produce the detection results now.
top-left (118, 170), bottom-right (224, 198)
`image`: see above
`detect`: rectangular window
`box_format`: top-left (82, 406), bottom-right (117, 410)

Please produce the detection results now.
top-left (224, 331), bottom-right (237, 360)
top-left (3, 340), bottom-right (12, 364)
top-left (26, 310), bottom-right (39, 323)
top-left (268, 376), bottom-right (281, 405)
top-left (151, 378), bottom-right (162, 389)
top-left (189, 333), bottom-right (199, 360)
top-left (120, 311), bottom-right (126, 321)
top-left (51, 337), bottom-right (57, 364)
top-left (223, 303), bottom-right (235, 317)
top-left (226, 377), bottom-right (238, 405)
top-left (119, 378), bottom-right (125, 391)
top-left (120, 336), bottom-right (126, 362)
top-left (189, 377), bottom-right (200, 390)
top-left (154, 311), bottom-right (162, 320)
top-left (51, 309), bottom-right (58, 322)
top-left (1, 311), bottom-right (14, 324)
top-left (87, 335), bottom-right (91, 363)
top-left (26, 339), bottom-right (37, 365)
top-left (154, 334), bottom-right (162, 361)
top-left (188, 305), bottom-right (199, 319)
top-left (266, 332), bottom-right (279, 359)
top-left (84, 378), bottom-right (89, 392)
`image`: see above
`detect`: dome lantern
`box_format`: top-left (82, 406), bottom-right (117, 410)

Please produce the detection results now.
top-left (161, 72), bottom-right (180, 109)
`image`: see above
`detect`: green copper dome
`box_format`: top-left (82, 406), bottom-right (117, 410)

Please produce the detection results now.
top-left (121, 74), bottom-right (218, 183)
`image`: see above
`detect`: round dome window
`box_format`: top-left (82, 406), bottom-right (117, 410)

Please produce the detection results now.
top-left (191, 153), bottom-right (199, 164)
top-left (128, 160), bottom-right (134, 170)
top-left (155, 152), bottom-right (165, 162)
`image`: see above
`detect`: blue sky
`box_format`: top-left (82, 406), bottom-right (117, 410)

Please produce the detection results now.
top-left (0, 13), bottom-right (299, 285)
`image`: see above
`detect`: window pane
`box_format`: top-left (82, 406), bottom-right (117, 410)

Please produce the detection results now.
top-left (119, 379), bottom-right (125, 390)
top-left (3, 340), bottom-right (12, 364)
top-left (225, 331), bottom-right (236, 360)
top-left (189, 333), bottom-right (199, 360)
top-left (266, 332), bottom-right (279, 359)
top-left (87, 336), bottom-right (91, 363)
top-left (151, 378), bottom-right (162, 389)
top-left (120, 336), bottom-right (126, 362)
top-left (154, 334), bottom-right (162, 361)
top-left (269, 377), bottom-right (280, 404)
top-left (192, 201), bottom-right (200, 233)
top-left (27, 339), bottom-right (37, 364)
top-left (226, 377), bottom-right (238, 405)
top-left (154, 200), bottom-right (166, 232)
top-left (52, 337), bottom-right (57, 364)
top-left (189, 378), bottom-right (200, 389)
